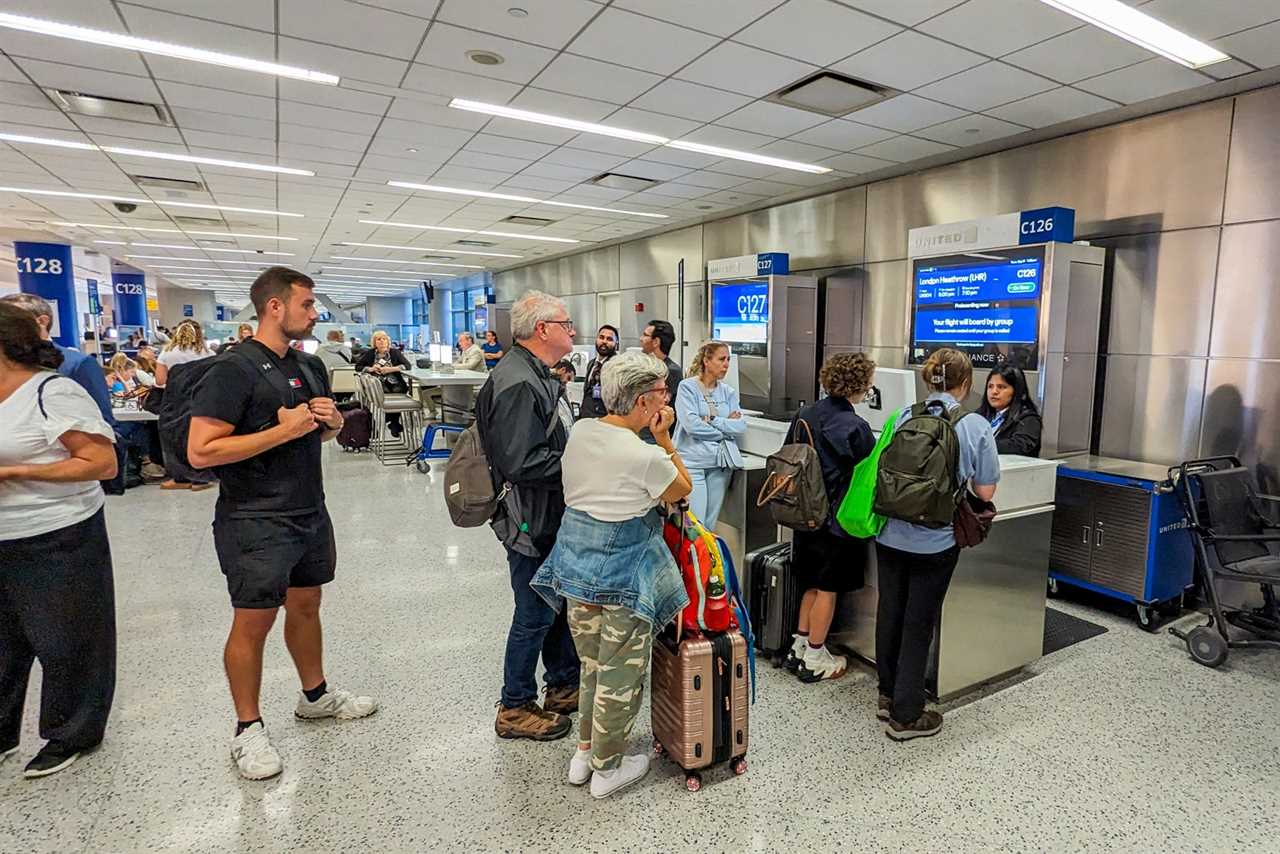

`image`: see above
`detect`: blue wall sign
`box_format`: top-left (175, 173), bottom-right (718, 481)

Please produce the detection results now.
top-left (112, 272), bottom-right (148, 326)
top-left (86, 279), bottom-right (101, 315)
top-left (182, 304), bottom-right (194, 318)
top-left (756, 252), bottom-right (789, 275)
top-left (14, 241), bottom-right (78, 348)
top-left (1018, 206), bottom-right (1075, 245)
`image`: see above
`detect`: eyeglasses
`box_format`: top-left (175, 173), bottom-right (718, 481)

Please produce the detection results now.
top-left (543, 319), bottom-right (575, 334)
top-left (639, 384), bottom-right (667, 400)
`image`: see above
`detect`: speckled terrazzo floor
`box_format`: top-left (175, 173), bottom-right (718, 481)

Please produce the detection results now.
top-left (2, 445), bottom-right (1278, 853)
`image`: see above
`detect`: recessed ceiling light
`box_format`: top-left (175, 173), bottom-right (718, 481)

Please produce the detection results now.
top-left (387, 181), bottom-right (668, 218)
top-left (360, 219), bottom-right (581, 243)
top-left (0, 12), bottom-right (339, 84)
top-left (0, 187), bottom-right (301, 217)
top-left (48, 222), bottom-right (298, 240)
top-left (1036, 0), bottom-right (1230, 68)
top-left (329, 255), bottom-right (485, 269)
top-left (466, 50), bottom-right (504, 66)
top-left (449, 98), bottom-right (668, 145)
top-left (507, 8), bottom-right (529, 18)
top-left (964, 128), bottom-right (982, 134)
top-left (337, 241), bottom-right (522, 258)
top-left (406, 147), bottom-right (419, 153)
top-left (696, 205), bottom-right (714, 210)
top-left (0, 133), bottom-right (315, 176)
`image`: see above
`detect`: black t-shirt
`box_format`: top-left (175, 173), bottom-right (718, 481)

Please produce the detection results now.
top-left (191, 340), bottom-right (331, 517)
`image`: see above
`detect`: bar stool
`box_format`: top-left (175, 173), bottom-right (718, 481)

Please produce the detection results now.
top-left (356, 373), bottom-right (424, 465)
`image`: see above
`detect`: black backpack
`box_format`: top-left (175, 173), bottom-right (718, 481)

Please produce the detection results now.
top-left (873, 400), bottom-right (965, 528)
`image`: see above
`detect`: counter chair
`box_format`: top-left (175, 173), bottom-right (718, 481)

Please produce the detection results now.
top-left (355, 372), bottom-right (425, 465)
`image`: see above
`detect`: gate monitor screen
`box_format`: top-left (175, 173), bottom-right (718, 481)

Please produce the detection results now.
top-left (909, 246), bottom-right (1045, 370)
top-left (711, 280), bottom-right (768, 357)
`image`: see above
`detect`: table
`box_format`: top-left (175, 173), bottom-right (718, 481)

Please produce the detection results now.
top-left (405, 368), bottom-right (488, 387)
top-left (114, 408), bottom-right (158, 422)
top-left (406, 368), bottom-right (487, 423)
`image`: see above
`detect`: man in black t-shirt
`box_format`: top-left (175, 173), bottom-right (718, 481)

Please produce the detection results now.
top-left (188, 267), bottom-right (377, 780)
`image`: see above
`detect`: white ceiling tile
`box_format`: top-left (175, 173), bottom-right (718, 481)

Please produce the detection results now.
top-left (278, 37), bottom-right (410, 87)
top-left (1199, 59), bottom-right (1256, 80)
top-left (169, 108), bottom-right (275, 141)
top-left (914, 62), bottom-right (1056, 111)
top-left (759, 167), bottom-right (847, 186)
top-left (847, 93), bottom-right (966, 132)
top-left (638, 182), bottom-right (714, 200)
top-left (717, 101), bottom-right (828, 136)
top-left (702, 188), bottom-right (769, 206)
top-left (789, 118), bottom-right (896, 149)
top-left (278, 81), bottom-right (393, 116)
top-left (677, 42), bottom-right (819, 98)
top-left (1140, 0), bottom-right (1280, 40)
top-left (856, 135), bottom-right (954, 162)
top-left (401, 64), bottom-right (523, 102)
top-left (500, 175), bottom-right (580, 194)
top-left (465, 135), bottom-right (557, 161)
top-left (918, 0), bottom-right (1080, 54)
top-left (680, 125), bottom-right (777, 151)
top-left (563, 135), bottom-right (657, 158)
top-left (350, 0), bottom-right (441, 18)
top-left (637, 147), bottom-right (722, 169)
top-left (832, 30), bottom-right (985, 90)
top-left (377, 119), bottom-right (475, 148)
top-left (569, 9), bottom-right (719, 75)
top-left (0, 31), bottom-right (149, 77)
top-left (436, 0), bottom-right (602, 49)
top-left (1003, 24), bottom-right (1154, 84)
top-left (704, 160), bottom-right (782, 180)
top-left (415, 23), bottom-right (558, 84)
top-left (145, 57), bottom-right (278, 97)
top-left (123, 0), bottom-right (276, 29)
top-left (1075, 58), bottom-right (1210, 104)
top-left (0, 55), bottom-right (25, 83)
top-left (614, 160), bottom-right (693, 181)
top-left (181, 131), bottom-right (278, 157)
top-left (280, 102), bottom-right (383, 135)
top-left (387, 96), bottom-right (491, 130)
top-left (509, 88), bottom-right (620, 122)
top-left (629, 79), bottom-right (753, 122)
top-left (542, 148), bottom-right (630, 171)
top-left (532, 54), bottom-right (663, 103)
top-left (483, 117), bottom-right (577, 145)
top-left (733, 179), bottom-right (801, 197)
top-left (519, 162), bottom-right (597, 181)
top-left (613, 0), bottom-right (785, 37)
top-left (447, 149), bottom-right (533, 174)
top-left (1215, 21), bottom-right (1280, 69)
top-left (432, 164), bottom-right (521, 185)
top-left (157, 80), bottom-right (275, 120)
top-left (737, 0), bottom-right (901, 66)
top-left (0, 105), bottom-right (75, 132)
top-left (834, 0), bottom-right (966, 26)
top-left (13, 59), bottom-right (160, 104)
top-left (603, 108), bottom-right (702, 139)
top-left (552, 184), bottom-right (631, 202)
top-left (75, 118), bottom-right (183, 144)
top-left (120, 5), bottom-right (275, 54)
top-left (0, 81), bottom-right (52, 109)
top-left (913, 113), bottom-right (1028, 146)
top-left (757, 139), bottom-right (841, 161)
top-left (986, 86), bottom-right (1119, 128)
top-left (279, 0), bottom-right (429, 59)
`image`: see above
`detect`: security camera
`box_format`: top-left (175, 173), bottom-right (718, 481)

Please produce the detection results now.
top-left (113, 202), bottom-right (137, 213)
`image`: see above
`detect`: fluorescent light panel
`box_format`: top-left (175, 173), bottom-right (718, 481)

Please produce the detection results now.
top-left (360, 219), bottom-right (580, 244)
top-left (0, 12), bottom-right (339, 84)
top-left (0, 187), bottom-right (301, 217)
top-left (49, 222), bottom-right (298, 240)
top-left (387, 181), bottom-right (668, 218)
top-left (97, 240), bottom-right (292, 255)
top-left (127, 255), bottom-right (276, 265)
top-left (1036, 0), bottom-right (1230, 68)
top-left (665, 141), bottom-right (831, 174)
top-left (336, 241), bottom-right (522, 259)
top-left (0, 132), bottom-right (313, 175)
top-left (329, 255), bottom-right (484, 269)
top-left (319, 265), bottom-right (458, 276)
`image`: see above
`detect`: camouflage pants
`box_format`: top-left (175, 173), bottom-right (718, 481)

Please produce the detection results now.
top-left (567, 602), bottom-right (653, 772)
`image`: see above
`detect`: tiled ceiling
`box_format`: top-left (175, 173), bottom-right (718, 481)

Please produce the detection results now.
top-left (0, 0), bottom-right (1275, 307)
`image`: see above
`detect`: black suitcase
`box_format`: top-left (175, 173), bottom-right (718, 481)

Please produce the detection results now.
top-left (337, 407), bottom-right (372, 451)
top-left (745, 542), bottom-right (799, 662)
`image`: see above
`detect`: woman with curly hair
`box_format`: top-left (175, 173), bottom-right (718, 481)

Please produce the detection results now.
top-left (781, 352), bottom-right (877, 683)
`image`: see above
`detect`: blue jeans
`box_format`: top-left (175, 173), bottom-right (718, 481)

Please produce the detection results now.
top-left (688, 467), bottom-right (734, 529)
top-left (502, 549), bottom-right (580, 708)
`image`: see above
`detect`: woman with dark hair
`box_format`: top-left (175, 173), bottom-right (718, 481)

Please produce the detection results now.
top-left (482, 329), bottom-right (504, 370)
top-left (977, 364), bottom-right (1042, 457)
top-left (0, 303), bottom-right (118, 778)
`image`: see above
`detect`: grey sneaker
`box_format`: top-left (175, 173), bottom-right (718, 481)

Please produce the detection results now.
top-left (886, 710), bottom-right (944, 741)
top-left (295, 687), bottom-right (378, 721)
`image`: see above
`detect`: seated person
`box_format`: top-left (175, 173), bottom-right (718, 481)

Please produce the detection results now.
top-left (317, 328), bottom-right (352, 371)
top-left (354, 330), bottom-right (411, 437)
top-left (553, 359), bottom-right (576, 429)
top-left (455, 332), bottom-right (486, 372)
top-left (978, 364), bottom-right (1042, 457)
top-left (531, 352), bottom-right (692, 799)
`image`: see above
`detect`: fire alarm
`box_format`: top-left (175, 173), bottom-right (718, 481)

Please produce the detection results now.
top-left (634, 302), bottom-right (645, 312)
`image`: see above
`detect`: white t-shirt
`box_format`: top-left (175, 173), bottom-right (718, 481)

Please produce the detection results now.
top-left (562, 418), bottom-right (678, 522)
top-left (158, 347), bottom-right (213, 368)
top-left (0, 372), bottom-right (115, 541)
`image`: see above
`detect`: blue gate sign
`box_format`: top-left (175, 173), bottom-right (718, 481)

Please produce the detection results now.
top-left (87, 279), bottom-right (101, 315)
top-left (14, 241), bottom-right (78, 348)
top-left (112, 272), bottom-right (148, 326)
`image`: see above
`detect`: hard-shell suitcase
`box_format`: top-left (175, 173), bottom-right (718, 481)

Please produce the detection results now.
top-left (337, 407), bottom-right (372, 451)
top-left (650, 628), bottom-right (749, 792)
top-left (746, 542), bottom-right (799, 661)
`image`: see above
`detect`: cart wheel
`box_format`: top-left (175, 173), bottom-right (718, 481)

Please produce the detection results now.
top-left (1047, 577), bottom-right (1060, 597)
top-left (1136, 604), bottom-right (1159, 632)
top-left (1186, 626), bottom-right (1228, 668)
top-left (685, 772), bottom-right (701, 792)
top-left (730, 757), bottom-right (747, 776)
top-left (415, 459), bottom-right (429, 473)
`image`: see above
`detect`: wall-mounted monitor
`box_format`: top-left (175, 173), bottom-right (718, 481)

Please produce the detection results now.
top-left (711, 280), bottom-right (768, 357)
top-left (908, 246), bottom-right (1045, 370)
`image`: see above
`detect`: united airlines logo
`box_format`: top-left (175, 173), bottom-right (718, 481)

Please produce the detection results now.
top-left (911, 225), bottom-right (979, 252)
top-left (1158, 519), bottom-right (1189, 535)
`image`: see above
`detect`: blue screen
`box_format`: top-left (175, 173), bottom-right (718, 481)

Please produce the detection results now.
top-left (712, 281), bottom-right (768, 344)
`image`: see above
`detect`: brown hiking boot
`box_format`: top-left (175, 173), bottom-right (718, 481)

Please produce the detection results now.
top-left (495, 702), bottom-right (571, 741)
top-left (542, 685), bottom-right (580, 716)
top-left (886, 710), bottom-right (943, 742)
top-left (877, 694), bottom-right (892, 722)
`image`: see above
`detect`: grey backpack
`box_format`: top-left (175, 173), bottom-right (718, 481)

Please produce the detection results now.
top-left (757, 417), bottom-right (829, 531)
top-left (443, 411), bottom-right (561, 530)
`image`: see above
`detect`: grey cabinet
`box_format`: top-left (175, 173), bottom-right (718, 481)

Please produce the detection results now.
top-left (1049, 476), bottom-right (1150, 598)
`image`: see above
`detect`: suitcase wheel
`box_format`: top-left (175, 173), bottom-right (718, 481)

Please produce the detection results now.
top-left (652, 740), bottom-right (664, 757)
top-left (684, 772), bottom-right (701, 793)
top-left (730, 757), bottom-right (747, 776)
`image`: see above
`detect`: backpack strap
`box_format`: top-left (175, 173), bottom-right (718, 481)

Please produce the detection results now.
top-left (36, 374), bottom-right (67, 419)
top-left (719, 542), bottom-right (757, 704)
top-left (226, 340), bottom-right (315, 409)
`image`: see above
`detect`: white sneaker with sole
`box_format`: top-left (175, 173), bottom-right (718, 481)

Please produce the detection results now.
top-left (294, 688), bottom-right (378, 720)
top-left (567, 746), bottom-right (592, 786)
top-left (1, 745), bottom-right (16, 765)
top-left (797, 645), bottom-right (848, 683)
top-left (589, 753), bottom-right (650, 799)
top-left (230, 723), bottom-right (282, 780)
top-left (783, 634), bottom-right (807, 672)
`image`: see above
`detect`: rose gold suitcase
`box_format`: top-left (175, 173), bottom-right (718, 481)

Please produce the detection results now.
top-left (650, 629), bottom-right (749, 792)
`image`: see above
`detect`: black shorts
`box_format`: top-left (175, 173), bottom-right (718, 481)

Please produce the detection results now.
top-left (793, 525), bottom-right (867, 593)
top-left (213, 509), bottom-right (336, 609)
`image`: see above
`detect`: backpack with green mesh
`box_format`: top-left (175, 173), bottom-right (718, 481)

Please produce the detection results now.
top-left (872, 400), bottom-right (964, 529)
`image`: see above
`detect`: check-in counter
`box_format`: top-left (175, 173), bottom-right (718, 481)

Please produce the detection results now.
top-left (714, 416), bottom-right (789, 574)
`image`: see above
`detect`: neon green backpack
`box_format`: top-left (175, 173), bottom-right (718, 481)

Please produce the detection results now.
top-left (835, 411), bottom-right (900, 539)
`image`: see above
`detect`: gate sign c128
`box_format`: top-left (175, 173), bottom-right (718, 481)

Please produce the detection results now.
top-left (112, 272), bottom-right (148, 327)
top-left (14, 241), bottom-right (78, 349)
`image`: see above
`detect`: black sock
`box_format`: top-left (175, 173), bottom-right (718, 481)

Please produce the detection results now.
top-left (236, 718), bottom-right (263, 736)
top-left (303, 680), bottom-right (328, 703)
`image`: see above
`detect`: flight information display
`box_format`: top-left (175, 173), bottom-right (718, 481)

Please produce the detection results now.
top-left (909, 248), bottom-right (1044, 370)
top-left (712, 281), bottom-right (768, 345)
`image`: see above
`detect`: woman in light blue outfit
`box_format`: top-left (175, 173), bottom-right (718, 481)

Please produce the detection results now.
top-left (673, 341), bottom-right (746, 529)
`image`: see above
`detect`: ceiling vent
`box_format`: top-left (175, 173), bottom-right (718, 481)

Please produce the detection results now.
top-left (172, 214), bottom-right (225, 227)
top-left (590, 172), bottom-right (659, 192)
top-left (48, 90), bottom-right (171, 125)
top-left (502, 215), bottom-right (556, 227)
top-left (131, 174), bottom-right (205, 193)
top-left (454, 239), bottom-right (496, 247)
top-left (419, 254), bottom-right (454, 262)
top-left (767, 71), bottom-right (893, 117)
top-left (195, 238), bottom-right (237, 246)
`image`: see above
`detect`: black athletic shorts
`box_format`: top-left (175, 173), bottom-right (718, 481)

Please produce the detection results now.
top-left (793, 525), bottom-right (867, 594)
top-left (212, 508), bottom-right (336, 609)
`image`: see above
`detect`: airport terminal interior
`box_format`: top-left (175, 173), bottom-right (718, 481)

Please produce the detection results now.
top-left (1, 0), bottom-right (1279, 851)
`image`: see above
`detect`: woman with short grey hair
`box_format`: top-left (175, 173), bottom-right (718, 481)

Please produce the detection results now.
top-left (532, 351), bottom-right (692, 799)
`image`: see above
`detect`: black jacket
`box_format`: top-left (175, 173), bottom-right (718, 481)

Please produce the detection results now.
top-left (576, 355), bottom-right (612, 420)
top-left (785, 396), bottom-right (875, 535)
top-left (475, 343), bottom-right (568, 556)
top-left (991, 404), bottom-right (1042, 457)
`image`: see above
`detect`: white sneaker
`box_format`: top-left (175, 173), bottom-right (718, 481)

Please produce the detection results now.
top-left (1, 744), bottom-right (17, 765)
top-left (589, 753), bottom-right (650, 799)
top-left (797, 644), bottom-right (848, 683)
top-left (230, 723), bottom-right (282, 780)
top-left (567, 746), bottom-right (592, 786)
top-left (294, 687), bottom-right (378, 721)
top-left (783, 634), bottom-right (807, 672)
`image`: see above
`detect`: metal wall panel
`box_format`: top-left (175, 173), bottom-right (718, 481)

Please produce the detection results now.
top-left (862, 261), bottom-right (909, 348)
top-left (865, 100), bottom-right (1233, 261)
top-left (618, 225), bottom-right (703, 289)
top-left (1201, 359), bottom-right (1280, 493)
top-left (1096, 228), bottom-right (1219, 357)
top-left (702, 187), bottom-right (867, 271)
top-left (562, 293), bottom-right (596, 345)
top-left (1099, 355), bottom-right (1205, 465)
top-left (823, 273), bottom-right (864, 349)
top-left (616, 285), bottom-right (668, 348)
top-left (1210, 220), bottom-right (1280, 360)
top-left (1224, 86), bottom-right (1280, 224)
top-left (560, 245), bottom-right (618, 296)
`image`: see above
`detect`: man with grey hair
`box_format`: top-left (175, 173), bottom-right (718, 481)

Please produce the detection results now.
top-left (455, 331), bottom-right (486, 372)
top-left (475, 290), bottom-right (581, 741)
top-left (316, 328), bottom-right (351, 370)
